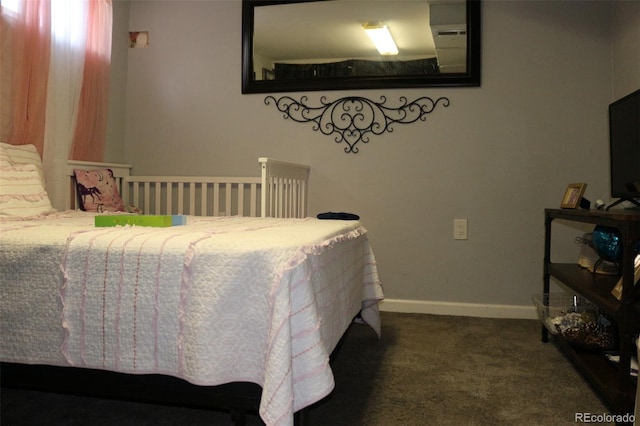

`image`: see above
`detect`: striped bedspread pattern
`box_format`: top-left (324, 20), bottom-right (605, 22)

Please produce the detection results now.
top-left (0, 212), bottom-right (383, 426)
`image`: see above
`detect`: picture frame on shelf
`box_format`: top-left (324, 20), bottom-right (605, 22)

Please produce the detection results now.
top-left (610, 254), bottom-right (640, 301)
top-left (561, 183), bottom-right (587, 209)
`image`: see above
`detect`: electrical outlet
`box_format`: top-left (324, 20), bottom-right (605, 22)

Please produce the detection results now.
top-left (454, 219), bottom-right (467, 240)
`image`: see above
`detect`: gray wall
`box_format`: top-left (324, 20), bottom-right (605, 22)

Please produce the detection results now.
top-left (106, 0), bottom-right (640, 317)
top-left (612, 0), bottom-right (640, 99)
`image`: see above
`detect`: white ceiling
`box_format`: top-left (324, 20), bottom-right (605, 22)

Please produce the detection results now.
top-left (253, 0), bottom-right (467, 70)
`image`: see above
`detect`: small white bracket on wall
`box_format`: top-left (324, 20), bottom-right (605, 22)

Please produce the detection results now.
top-left (264, 95), bottom-right (450, 154)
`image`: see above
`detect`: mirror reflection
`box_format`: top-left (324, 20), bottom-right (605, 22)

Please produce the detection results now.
top-left (252, 0), bottom-right (468, 82)
top-left (242, 0), bottom-right (480, 93)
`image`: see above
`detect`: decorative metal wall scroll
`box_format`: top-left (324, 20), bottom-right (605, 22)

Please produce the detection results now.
top-left (264, 95), bottom-right (449, 153)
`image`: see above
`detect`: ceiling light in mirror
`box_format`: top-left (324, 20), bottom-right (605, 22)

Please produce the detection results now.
top-left (363, 23), bottom-right (398, 56)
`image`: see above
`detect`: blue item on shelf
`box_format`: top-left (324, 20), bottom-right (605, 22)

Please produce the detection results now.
top-left (592, 225), bottom-right (622, 261)
top-left (591, 225), bottom-right (640, 261)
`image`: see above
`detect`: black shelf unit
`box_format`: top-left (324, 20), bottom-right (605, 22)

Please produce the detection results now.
top-left (543, 208), bottom-right (639, 419)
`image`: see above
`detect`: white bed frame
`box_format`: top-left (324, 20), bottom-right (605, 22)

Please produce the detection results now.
top-left (66, 157), bottom-right (310, 218)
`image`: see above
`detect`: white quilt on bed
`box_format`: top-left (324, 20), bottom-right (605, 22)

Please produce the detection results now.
top-left (0, 211), bottom-right (383, 426)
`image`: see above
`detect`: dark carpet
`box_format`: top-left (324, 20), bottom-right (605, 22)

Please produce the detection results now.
top-left (1, 312), bottom-right (613, 425)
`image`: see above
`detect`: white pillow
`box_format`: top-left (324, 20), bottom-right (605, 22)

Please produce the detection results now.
top-left (0, 163), bottom-right (55, 217)
top-left (0, 142), bottom-right (45, 184)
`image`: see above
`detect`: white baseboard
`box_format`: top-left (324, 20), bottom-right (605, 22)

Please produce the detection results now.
top-left (379, 298), bottom-right (538, 320)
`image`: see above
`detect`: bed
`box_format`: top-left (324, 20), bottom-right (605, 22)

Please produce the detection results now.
top-left (0, 144), bottom-right (384, 426)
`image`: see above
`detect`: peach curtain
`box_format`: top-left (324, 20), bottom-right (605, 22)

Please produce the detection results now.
top-left (1, 0), bottom-right (51, 156)
top-left (0, 0), bottom-right (112, 162)
top-left (69, 0), bottom-right (112, 161)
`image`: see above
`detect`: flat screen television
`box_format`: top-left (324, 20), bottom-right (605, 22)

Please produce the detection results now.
top-left (607, 88), bottom-right (640, 210)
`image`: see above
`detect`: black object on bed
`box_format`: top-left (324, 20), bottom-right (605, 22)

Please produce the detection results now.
top-left (316, 212), bottom-right (360, 220)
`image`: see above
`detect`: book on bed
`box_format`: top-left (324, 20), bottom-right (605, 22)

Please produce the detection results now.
top-left (94, 215), bottom-right (187, 227)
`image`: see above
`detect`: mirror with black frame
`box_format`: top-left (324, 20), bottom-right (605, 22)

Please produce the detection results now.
top-left (241, 0), bottom-right (481, 94)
